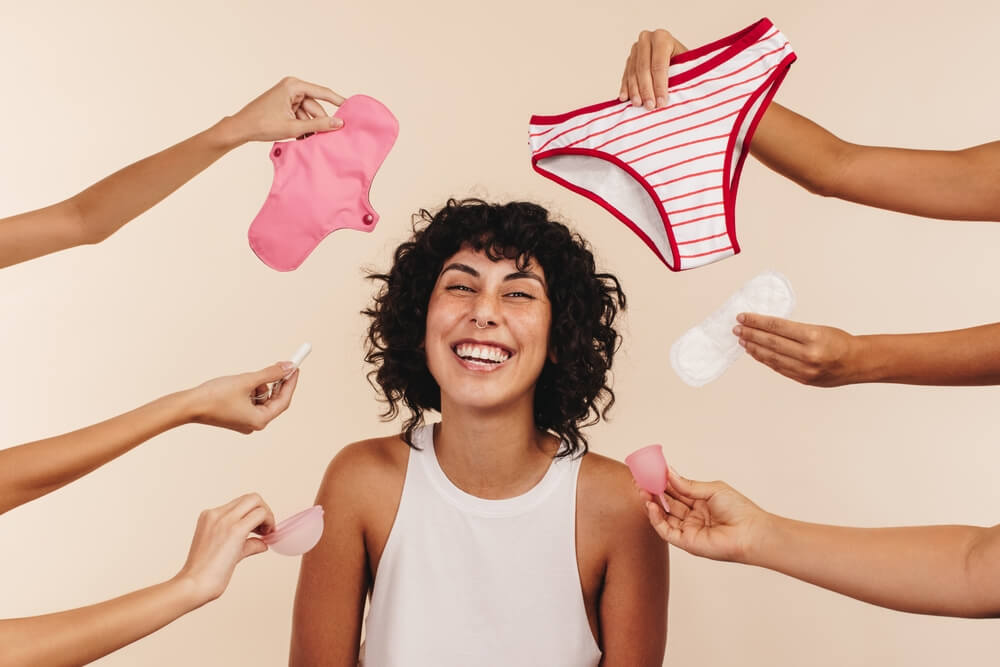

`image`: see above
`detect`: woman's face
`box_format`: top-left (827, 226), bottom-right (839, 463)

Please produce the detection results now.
top-left (424, 246), bottom-right (552, 413)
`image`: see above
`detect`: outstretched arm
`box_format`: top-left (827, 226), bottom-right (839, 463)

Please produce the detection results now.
top-left (0, 363), bottom-right (299, 515)
top-left (0, 77), bottom-right (345, 269)
top-left (751, 104), bottom-right (1000, 221)
top-left (641, 468), bottom-right (1000, 617)
top-left (621, 29), bottom-right (1000, 221)
top-left (0, 493), bottom-right (275, 666)
top-left (733, 314), bottom-right (1000, 387)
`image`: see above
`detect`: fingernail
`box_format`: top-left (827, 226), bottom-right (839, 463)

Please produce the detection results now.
top-left (619, 93), bottom-right (628, 102)
top-left (279, 361), bottom-right (294, 371)
top-left (737, 313), bottom-right (746, 323)
top-left (330, 117), bottom-right (344, 128)
top-left (738, 338), bottom-right (746, 348)
top-left (644, 99), bottom-right (654, 110)
top-left (631, 96), bottom-right (641, 107)
top-left (733, 325), bottom-right (742, 336)
top-left (656, 96), bottom-right (667, 107)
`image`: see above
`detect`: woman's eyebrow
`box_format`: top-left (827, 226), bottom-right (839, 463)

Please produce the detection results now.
top-left (440, 262), bottom-right (478, 277)
top-left (440, 263), bottom-right (546, 288)
top-left (504, 270), bottom-right (546, 287)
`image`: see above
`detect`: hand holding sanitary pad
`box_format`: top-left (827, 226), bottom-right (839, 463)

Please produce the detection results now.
top-left (671, 271), bottom-right (795, 387)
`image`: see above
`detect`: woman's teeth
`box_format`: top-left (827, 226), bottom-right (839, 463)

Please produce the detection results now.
top-left (454, 343), bottom-right (511, 364)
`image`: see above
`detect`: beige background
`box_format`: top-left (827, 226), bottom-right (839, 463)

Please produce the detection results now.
top-left (2, 1), bottom-right (999, 664)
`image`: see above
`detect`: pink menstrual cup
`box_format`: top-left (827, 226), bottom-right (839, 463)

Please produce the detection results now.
top-left (261, 505), bottom-right (325, 556)
top-left (625, 444), bottom-right (670, 513)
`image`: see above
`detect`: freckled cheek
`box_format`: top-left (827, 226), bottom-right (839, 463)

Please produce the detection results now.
top-left (424, 298), bottom-right (468, 374)
top-left (510, 312), bottom-right (552, 368)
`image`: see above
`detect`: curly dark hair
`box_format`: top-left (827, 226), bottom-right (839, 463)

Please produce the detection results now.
top-left (363, 198), bottom-right (626, 458)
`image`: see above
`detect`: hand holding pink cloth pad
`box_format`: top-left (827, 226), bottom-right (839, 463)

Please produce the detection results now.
top-left (248, 94), bottom-right (399, 271)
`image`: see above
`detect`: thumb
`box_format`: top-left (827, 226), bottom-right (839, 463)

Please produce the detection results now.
top-left (242, 537), bottom-right (268, 560)
top-left (250, 362), bottom-right (293, 386)
top-left (667, 466), bottom-right (718, 501)
top-left (294, 116), bottom-right (343, 135)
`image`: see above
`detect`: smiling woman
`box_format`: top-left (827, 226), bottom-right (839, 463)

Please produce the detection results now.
top-left (289, 199), bottom-right (668, 667)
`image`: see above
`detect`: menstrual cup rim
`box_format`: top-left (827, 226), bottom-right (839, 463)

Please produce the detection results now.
top-left (625, 443), bottom-right (665, 467)
top-left (266, 512), bottom-right (326, 556)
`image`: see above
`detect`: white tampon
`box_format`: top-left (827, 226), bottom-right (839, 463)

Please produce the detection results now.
top-left (284, 342), bottom-right (312, 379)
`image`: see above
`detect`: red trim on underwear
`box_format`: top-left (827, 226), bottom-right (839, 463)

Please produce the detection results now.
top-left (667, 18), bottom-right (775, 86)
top-left (531, 147), bottom-right (682, 269)
top-left (721, 51), bottom-right (798, 256)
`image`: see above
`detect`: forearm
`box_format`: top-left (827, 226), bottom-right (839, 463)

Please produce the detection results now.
top-left (0, 576), bottom-right (205, 667)
top-left (750, 515), bottom-right (992, 617)
top-left (70, 118), bottom-right (245, 244)
top-left (751, 104), bottom-right (1000, 221)
top-left (0, 389), bottom-right (197, 514)
top-left (853, 322), bottom-right (1000, 385)
top-left (0, 117), bottom-right (245, 269)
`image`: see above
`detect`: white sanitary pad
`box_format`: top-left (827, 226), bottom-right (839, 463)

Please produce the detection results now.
top-left (670, 271), bottom-right (795, 387)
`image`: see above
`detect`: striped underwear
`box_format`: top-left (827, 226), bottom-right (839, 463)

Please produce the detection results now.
top-left (529, 18), bottom-right (796, 271)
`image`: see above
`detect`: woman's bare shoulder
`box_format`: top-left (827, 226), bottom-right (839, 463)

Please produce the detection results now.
top-left (315, 433), bottom-right (410, 510)
top-left (576, 451), bottom-right (649, 539)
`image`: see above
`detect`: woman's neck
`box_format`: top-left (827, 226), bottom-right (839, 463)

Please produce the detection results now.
top-left (433, 399), bottom-right (559, 500)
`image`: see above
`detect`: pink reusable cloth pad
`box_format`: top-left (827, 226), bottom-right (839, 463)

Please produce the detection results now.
top-left (248, 94), bottom-right (399, 271)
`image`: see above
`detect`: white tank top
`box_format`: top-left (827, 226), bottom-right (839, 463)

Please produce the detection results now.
top-left (359, 423), bottom-right (601, 667)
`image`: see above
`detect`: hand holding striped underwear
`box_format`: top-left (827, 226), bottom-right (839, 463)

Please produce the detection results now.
top-left (620, 29), bottom-right (689, 110)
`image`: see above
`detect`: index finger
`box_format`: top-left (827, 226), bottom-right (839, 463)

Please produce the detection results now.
top-left (294, 79), bottom-right (346, 106)
top-left (649, 30), bottom-right (674, 107)
top-left (737, 312), bottom-right (808, 342)
top-left (259, 369), bottom-right (299, 423)
top-left (241, 505), bottom-right (276, 536)
top-left (634, 31), bottom-right (655, 109)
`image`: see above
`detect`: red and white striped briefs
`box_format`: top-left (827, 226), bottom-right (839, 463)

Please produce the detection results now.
top-left (529, 18), bottom-right (796, 271)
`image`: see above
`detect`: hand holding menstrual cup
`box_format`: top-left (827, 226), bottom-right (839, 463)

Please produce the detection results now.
top-left (625, 445), bottom-right (670, 513)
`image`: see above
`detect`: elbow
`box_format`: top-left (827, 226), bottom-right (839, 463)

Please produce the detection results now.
top-left (798, 173), bottom-right (841, 199)
top-left (64, 198), bottom-right (106, 246)
top-left (786, 137), bottom-right (856, 200)
top-left (960, 528), bottom-right (1000, 618)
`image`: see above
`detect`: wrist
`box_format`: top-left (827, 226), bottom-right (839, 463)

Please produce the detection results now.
top-left (205, 116), bottom-right (248, 152)
top-left (170, 386), bottom-right (205, 426)
top-left (742, 510), bottom-right (782, 567)
top-left (850, 334), bottom-right (885, 383)
top-left (167, 572), bottom-right (215, 610)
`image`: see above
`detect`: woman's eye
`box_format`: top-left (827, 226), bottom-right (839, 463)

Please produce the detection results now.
top-left (507, 291), bottom-right (535, 299)
top-left (446, 284), bottom-right (474, 293)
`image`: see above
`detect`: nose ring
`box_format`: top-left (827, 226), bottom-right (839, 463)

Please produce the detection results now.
top-left (474, 319), bottom-right (489, 329)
